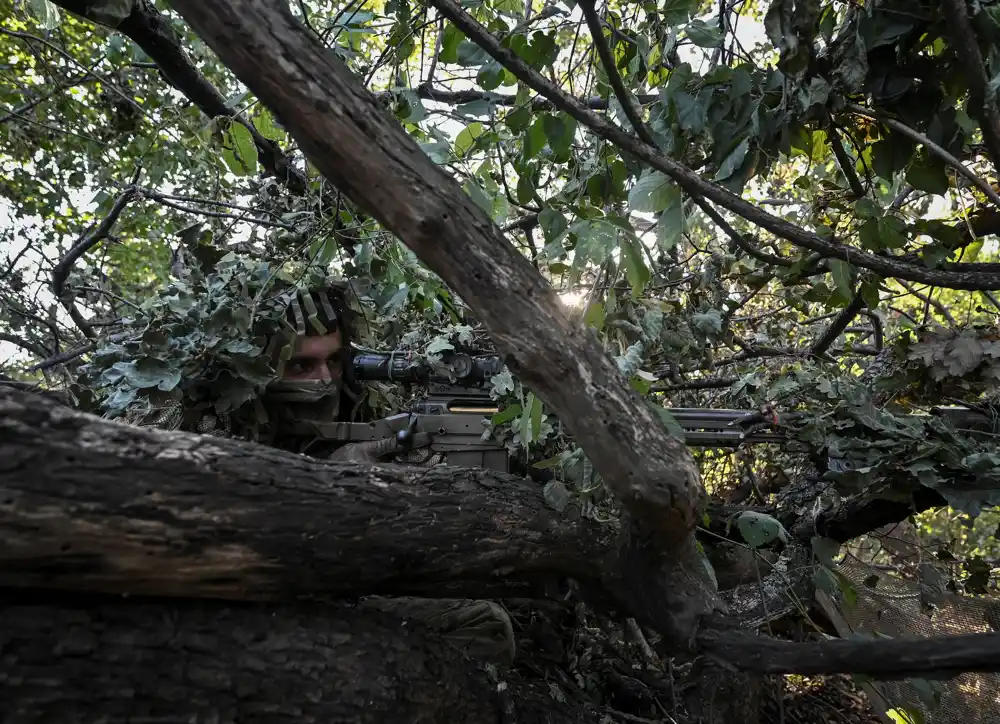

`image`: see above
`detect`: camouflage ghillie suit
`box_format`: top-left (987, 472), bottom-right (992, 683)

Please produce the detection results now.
top-left (121, 275), bottom-right (515, 666)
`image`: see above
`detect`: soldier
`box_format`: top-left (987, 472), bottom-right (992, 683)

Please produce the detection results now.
top-left (122, 270), bottom-right (516, 667)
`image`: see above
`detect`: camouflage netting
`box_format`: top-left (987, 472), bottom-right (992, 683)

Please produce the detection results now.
top-left (832, 558), bottom-right (1000, 724)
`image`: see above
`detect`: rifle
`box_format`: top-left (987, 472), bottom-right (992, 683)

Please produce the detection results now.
top-left (308, 350), bottom-right (998, 474)
top-left (311, 350), bottom-right (512, 471)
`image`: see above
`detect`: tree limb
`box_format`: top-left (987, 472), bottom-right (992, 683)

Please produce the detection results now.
top-left (50, 172), bottom-right (141, 341)
top-left (845, 103), bottom-right (1000, 210)
top-left (377, 82), bottom-right (658, 111)
top-left (698, 628), bottom-right (1000, 680)
top-left (0, 387), bottom-right (611, 603)
top-left (809, 290), bottom-right (867, 357)
top-left (424, 0), bottom-right (1000, 290)
top-left (0, 594), bottom-right (592, 724)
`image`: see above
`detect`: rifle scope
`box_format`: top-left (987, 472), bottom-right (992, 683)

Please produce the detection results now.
top-left (351, 350), bottom-right (504, 385)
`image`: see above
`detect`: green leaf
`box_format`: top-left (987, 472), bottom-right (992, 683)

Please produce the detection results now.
top-left (494, 0), bottom-right (525, 18)
top-left (505, 85), bottom-right (533, 132)
top-left (685, 18), bottom-right (723, 48)
top-left (454, 122), bottom-right (485, 157)
top-left (114, 358), bottom-right (182, 391)
top-left (438, 22), bottom-right (465, 63)
top-left (542, 479), bottom-right (571, 512)
top-left (906, 151), bottom-right (950, 195)
top-left (673, 91), bottom-right (707, 134)
top-left (908, 678), bottom-right (944, 711)
top-left (221, 121), bottom-right (259, 176)
top-left (887, 708), bottom-right (925, 724)
top-left (736, 511), bottom-right (789, 548)
top-left (463, 179), bottom-right (494, 217)
top-left (660, 0), bottom-right (700, 24)
top-left (854, 198), bottom-right (880, 220)
top-left (252, 106), bottom-right (284, 142)
top-left (534, 453), bottom-right (566, 469)
top-left (871, 135), bottom-right (914, 180)
top-left (539, 207), bottom-right (568, 244)
top-left (543, 113), bottom-right (576, 160)
top-left (811, 536), bottom-right (842, 568)
top-left (620, 235), bottom-right (650, 296)
top-left (655, 186), bottom-right (685, 251)
top-left (584, 301), bottom-right (605, 330)
top-left (490, 368), bottom-right (515, 396)
top-left (27, 0), bottom-right (62, 30)
top-left (520, 391), bottom-right (543, 444)
top-left (648, 402), bottom-right (686, 441)
top-left (828, 259), bottom-right (855, 301)
top-left (691, 309), bottom-right (723, 335)
top-left (455, 39), bottom-right (491, 66)
top-left (523, 117), bottom-right (547, 159)
top-left (628, 170), bottom-right (677, 213)
top-left (715, 138), bottom-right (749, 181)
top-left (491, 403), bottom-right (522, 425)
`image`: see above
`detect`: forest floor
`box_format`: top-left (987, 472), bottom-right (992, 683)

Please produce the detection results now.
top-left (504, 600), bottom-right (885, 724)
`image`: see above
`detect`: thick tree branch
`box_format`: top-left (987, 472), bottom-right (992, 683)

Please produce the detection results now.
top-left (803, 483), bottom-right (948, 543)
top-left (164, 0), bottom-right (707, 562)
top-left (424, 0), bottom-right (1000, 290)
top-left (698, 629), bottom-right (1000, 680)
top-left (4, 387), bottom-right (998, 679)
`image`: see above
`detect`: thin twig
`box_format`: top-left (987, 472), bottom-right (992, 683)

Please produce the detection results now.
top-left (51, 170), bottom-right (142, 340)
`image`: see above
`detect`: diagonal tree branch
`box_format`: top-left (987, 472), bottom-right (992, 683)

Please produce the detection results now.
top-left (425, 0), bottom-right (1000, 290)
top-left (377, 82), bottom-right (659, 111)
top-left (846, 103), bottom-right (1000, 210)
top-left (809, 290), bottom-right (867, 357)
top-left (50, 171), bottom-right (142, 341)
top-left (163, 0), bottom-right (707, 564)
top-left (698, 628), bottom-right (1000, 680)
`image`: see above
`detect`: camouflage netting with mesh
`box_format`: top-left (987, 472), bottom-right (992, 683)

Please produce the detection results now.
top-left (829, 558), bottom-right (1000, 723)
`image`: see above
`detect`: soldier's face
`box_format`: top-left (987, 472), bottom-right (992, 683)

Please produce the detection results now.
top-left (282, 330), bottom-right (345, 382)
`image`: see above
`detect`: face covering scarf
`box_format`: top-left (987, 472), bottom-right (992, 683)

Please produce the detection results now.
top-left (262, 378), bottom-right (343, 434)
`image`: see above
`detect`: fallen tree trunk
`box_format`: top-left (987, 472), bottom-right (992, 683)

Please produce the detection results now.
top-left (0, 387), bottom-right (611, 602)
top-left (0, 592), bottom-right (588, 724)
top-left (5, 385), bottom-right (1000, 686)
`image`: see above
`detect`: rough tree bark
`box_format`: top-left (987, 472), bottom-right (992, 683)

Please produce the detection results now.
top-left (0, 592), bottom-right (591, 724)
top-left (0, 387), bottom-right (610, 603)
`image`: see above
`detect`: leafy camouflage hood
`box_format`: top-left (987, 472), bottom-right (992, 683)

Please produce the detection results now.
top-left (82, 253), bottom-right (368, 449)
